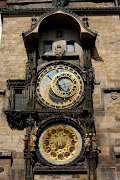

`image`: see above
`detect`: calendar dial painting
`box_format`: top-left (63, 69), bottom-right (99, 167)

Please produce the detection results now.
top-left (36, 64), bottom-right (84, 109)
top-left (39, 124), bottom-right (83, 165)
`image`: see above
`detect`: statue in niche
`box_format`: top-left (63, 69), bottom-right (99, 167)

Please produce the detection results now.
top-left (23, 135), bottom-right (28, 150)
top-left (52, 0), bottom-right (68, 7)
top-left (91, 133), bottom-right (97, 152)
top-left (31, 67), bottom-right (37, 83)
top-left (30, 128), bottom-right (38, 151)
top-left (84, 133), bottom-right (91, 152)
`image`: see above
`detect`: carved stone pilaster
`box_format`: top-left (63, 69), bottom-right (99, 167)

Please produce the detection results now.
top-left (24, 116), bottom-right (35, 180)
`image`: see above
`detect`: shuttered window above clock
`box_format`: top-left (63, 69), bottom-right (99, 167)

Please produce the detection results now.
top-left (44, 41), bottom-right (52, 52)
top-left (66, 41), bottom-right (74, 52)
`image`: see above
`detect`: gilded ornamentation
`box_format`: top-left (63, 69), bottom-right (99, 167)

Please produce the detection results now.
top-left (51, 72), bottom-right (79, 98)
top-left (42, 125), bottom-right (78, 161)
top-left (38, 124), bottom-right (83, 165)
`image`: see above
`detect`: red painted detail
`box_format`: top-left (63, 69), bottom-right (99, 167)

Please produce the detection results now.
top-left (0, 1), bottom-right (6, 5)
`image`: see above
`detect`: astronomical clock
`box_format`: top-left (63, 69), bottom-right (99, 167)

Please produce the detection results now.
top-left (5, 8), bottom-right (99, 180)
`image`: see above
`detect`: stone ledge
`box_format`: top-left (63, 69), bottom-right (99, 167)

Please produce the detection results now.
top-left (1, 7), bottom-right (120, 14)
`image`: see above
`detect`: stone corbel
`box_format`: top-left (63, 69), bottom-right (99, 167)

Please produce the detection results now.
top-left (0, 89), bottom-right (6, 95)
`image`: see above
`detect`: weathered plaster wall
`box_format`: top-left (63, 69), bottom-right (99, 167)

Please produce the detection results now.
top-left (0, 13), bottom-right (120, 180)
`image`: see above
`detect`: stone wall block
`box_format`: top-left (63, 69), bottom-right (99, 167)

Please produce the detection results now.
top-left (10, 166), bottom-right (25, 180)
top-left (97, 167), bottom-right (115, 180)
top-left (34, 174), bottom-right (87, 180)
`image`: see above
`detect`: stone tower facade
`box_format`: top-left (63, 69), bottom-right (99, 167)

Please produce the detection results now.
top-left (0, 0), bottom-right (120, 180)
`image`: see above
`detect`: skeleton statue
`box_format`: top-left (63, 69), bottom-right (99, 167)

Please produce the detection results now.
top-left (91, 133), bottom-right (101, 154)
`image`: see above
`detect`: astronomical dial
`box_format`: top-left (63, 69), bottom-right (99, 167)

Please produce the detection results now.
top-left (51, 72), bottom-right (78, 98)
top-left (36, 64), bottom-right (84, 109)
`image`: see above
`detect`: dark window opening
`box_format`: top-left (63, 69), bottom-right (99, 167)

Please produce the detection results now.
top-left (14, 89), bottom-right (22, 110)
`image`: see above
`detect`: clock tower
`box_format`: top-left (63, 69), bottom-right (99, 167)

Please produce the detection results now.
top-left (22, 9), bottom-right (99, 179)
top-left (6, 8), bottom-right (99, 180)
top-left (0, 0), bottom-right (119, 179)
